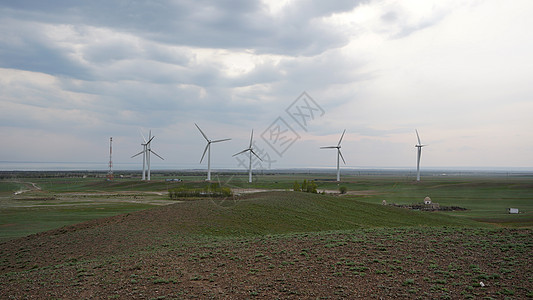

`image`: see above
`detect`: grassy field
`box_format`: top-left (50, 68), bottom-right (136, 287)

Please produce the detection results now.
top-left (1, 172), bottom-right (531, 242)
top-left (335, 175), bottom-right (533, 227)
top-left (203, 173), bottom-right (533, 227)
top-left (1, 172), bottom-right (532, 298)
top-left (0, 177), bottom-right (175, 242)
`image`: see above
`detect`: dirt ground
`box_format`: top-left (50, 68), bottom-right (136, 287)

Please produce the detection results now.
top-left (0, 202), bottom-right (531, 299)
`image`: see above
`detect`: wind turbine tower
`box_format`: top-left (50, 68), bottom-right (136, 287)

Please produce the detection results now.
top-left (195, 123), bottom-right (231, 181)
top-left (233, 130), bottom-right (262, 183)
top-left (131, 130), bottom-right (164, 181)
top-left (107, 137), bottom-right (114, 181)
top-left (415, 129), bottom-right (427, 182)
top-left (320, 130), bottom-right (346, 182)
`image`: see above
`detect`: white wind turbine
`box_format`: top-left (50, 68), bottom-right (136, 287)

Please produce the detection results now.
top-left (195, 123), bottom-right (231, 181)
top-left (415, 129), bottom-right (427, 182)
top-left (321, 129), bottom-right (346, 182)
top-left (131, 130), bottom-right (164, 181)
top-left (233, 130), bottom-right (262, 183)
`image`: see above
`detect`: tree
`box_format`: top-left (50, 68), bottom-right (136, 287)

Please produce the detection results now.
top-left (293, 181), bottom-right (301, 192)
top-left (307, 180), bottom-right (318, 194)
top-left (301, 179), bottom-right (308, 192)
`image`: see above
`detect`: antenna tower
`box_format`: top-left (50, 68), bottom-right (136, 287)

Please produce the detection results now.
top-left (107, 137), bottom-right (114, 180)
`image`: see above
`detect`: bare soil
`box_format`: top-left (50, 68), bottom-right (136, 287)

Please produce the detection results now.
top-left (1, 202), bottom-right (531, 299)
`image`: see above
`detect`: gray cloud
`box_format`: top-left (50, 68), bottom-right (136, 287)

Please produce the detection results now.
top-left (0, 20), bottom-right (91, 78)
top-left (1, 0), bottom-right (365, 57)
top-left (2, 1), bottom-right (532, 169)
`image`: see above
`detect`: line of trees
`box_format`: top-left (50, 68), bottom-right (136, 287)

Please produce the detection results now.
top-left (169, 183), bottom-right (232, 199)
top-left (293, 179), bottom-right (318, 194)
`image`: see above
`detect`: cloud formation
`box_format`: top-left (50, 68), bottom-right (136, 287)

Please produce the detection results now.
top-left (1, 0), bottom-right (532, 170)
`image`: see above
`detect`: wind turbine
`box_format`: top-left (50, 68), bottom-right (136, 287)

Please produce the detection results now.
top-left (233, 130), bottom-right (262, 183)
top-left (320, 129), bottom-right (346, 182)
top-left (415, 129), bottom-right (427, 182)
top-left (195, 123), bottom-right (231, 181)
top-left (131, 130), bottom-right (164, 181)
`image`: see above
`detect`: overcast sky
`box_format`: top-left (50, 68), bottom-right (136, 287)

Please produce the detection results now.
top-left (1, 0), bottom-right (532, 171)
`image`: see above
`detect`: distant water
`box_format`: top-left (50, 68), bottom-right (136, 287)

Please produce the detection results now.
top-left (0, 161), bottom-right (134, 171)
top-left (1, 161), bottom-right (532, 174)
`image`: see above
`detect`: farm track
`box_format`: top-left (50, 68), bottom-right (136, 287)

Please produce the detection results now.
top-left (4, 181), bottom-right (41, 195)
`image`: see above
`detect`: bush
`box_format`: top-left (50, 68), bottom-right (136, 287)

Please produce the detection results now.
top-left (339, 186), bottom-right (347, 194)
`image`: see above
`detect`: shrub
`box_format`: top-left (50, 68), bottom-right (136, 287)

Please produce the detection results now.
top-left (339, 186), bottom-right (347, 194)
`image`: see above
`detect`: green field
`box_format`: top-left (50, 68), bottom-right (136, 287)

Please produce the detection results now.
top-left (1, 172), bottom-right (532, 299)
top-left (1, 172), bottom-right (532, 242)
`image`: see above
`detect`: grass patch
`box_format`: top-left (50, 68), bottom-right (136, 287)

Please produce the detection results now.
top-left (0, 203), bottom-right (154, 242)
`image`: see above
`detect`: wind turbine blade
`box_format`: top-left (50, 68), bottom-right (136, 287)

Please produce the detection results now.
top-left (321, 146), bottom-right (337, 149)
top-left (338, 129), bottom-right (346, 146)
top-left (200, 143), bottom-right (209, 163)
top-left (249, 130), bottom-right (254, 148)
top-left (232, 149), bottom-right (249, 157)
top-left (251, 150), bottom-right (263, 161)
top-left (140, 130), bottom-right (147, 143)
top-left (415, 129), bottom-right (421, 145)
top-left (151, 149), bottom-right (164, 160)
top-left (146, 135), bottom-right (155, 145)
top-left (131, 150), bottom-right (145, 158)
top-left (216, 174), bottom-right (222, 187)
top-left (338, 149), bottom-right (346, 164)
top-left (195, 123), bottom-right (209, 141)
top-left (212, 138), bottom-right (231, 143)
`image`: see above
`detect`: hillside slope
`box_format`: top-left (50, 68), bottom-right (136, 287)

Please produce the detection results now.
top-left (2, 192), bottom-right (531, 299)
top-left (1, 191), bottom-right (483, 272)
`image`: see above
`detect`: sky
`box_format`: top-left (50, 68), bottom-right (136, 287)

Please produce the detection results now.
top-left (1, 0), bottom-right (532, 172)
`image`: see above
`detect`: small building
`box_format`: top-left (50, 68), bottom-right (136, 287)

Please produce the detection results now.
top-left (508, 208), bottom-right (519, 214)
top-left (423, 196), bottom-right (440, 210)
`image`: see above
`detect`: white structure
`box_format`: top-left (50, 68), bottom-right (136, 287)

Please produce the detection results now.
top-left (320, 129), bottom-right (346, 182)
top-left (107, 137), bottom-right (113, 181)
top-left (233, 129), bottom-right (262, 183)
top-left (508, 208), bottom-right (519, 214)
top-left (195, 123), bottom-right (231, 181)
top-left (131, 130), bottom-right (164, 181)
top-left (424, 196), bottom-right (432, 205)
top-left (415, 129), bottom-right (427, 182)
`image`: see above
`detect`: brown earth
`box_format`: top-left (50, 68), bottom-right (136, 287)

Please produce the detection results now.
top-left (0, 201), bottom-right (531, 299)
